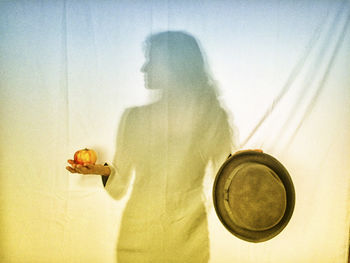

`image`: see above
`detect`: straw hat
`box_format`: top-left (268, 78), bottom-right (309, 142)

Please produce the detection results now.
top-left (213, 151), bottom-right (295, 242)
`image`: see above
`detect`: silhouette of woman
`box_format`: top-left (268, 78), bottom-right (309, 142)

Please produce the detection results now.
top-left (67, 31), bottom-right (235, 263)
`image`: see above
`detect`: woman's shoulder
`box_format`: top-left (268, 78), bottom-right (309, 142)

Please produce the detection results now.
top-left (123, 103), bottom-right (158, 116)
top-left (120, 104), bottom-right (155, 124)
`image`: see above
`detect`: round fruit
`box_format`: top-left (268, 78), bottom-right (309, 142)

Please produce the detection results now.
top-left (74, 148), bottom-right (97, 165)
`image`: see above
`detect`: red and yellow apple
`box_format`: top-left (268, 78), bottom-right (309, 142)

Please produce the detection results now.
top-left (74, 148), bottom-right (97, 165)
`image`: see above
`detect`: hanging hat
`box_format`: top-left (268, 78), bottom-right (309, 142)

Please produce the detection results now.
top-left (213, 150), bottom-right (295, 242)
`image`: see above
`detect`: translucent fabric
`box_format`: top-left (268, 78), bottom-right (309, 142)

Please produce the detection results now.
top-left (0, 1), bottom-right (349, 263)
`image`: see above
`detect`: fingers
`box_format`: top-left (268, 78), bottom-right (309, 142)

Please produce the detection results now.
top-left (66, 166), bottom-right (77, 173)
top-left (67, 159), bottom-right (76, 165)
top-left (66, 161), bottom-right (98, 175)
top-left (85, 164), bottom-right (94, 169)
top-left (74, 164), bottom-right (88, 174)
top-left (70, 164), bottom-right (95, 174)
top-left (66, 162), bottom-right (87, 174)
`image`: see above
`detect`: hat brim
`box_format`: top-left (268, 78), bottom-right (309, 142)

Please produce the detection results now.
top-left (213, 151), bottom-right (295, 243)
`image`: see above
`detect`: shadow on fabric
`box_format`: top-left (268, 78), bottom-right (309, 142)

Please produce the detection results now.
top-left (103, 31), bottom-right (235, 263)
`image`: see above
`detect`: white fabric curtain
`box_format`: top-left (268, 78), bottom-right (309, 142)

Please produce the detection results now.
top-left (1, 1), bottom-right (349, 262)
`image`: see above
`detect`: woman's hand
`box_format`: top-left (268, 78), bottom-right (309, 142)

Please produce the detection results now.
top-left (66, 159), bottom-right (111, 176)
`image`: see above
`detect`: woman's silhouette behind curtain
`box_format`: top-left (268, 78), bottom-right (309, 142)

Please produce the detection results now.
top-left (104, 31), bottom-right (236, 263)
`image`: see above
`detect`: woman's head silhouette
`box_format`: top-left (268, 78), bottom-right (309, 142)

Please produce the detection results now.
top-left (142, 31), bottom-right (216, 98)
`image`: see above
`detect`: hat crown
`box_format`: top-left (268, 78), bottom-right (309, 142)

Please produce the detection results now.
top-left (226, 163), bottom-right (287, 231)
